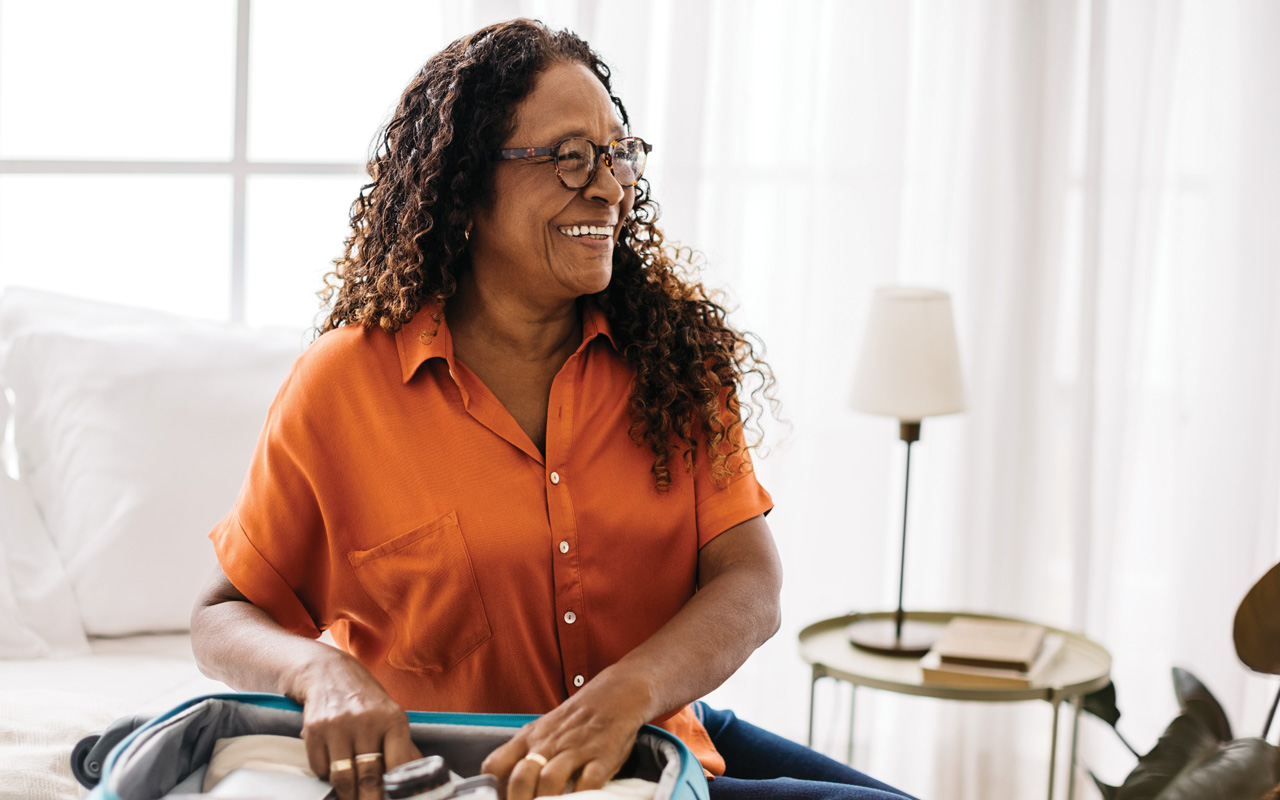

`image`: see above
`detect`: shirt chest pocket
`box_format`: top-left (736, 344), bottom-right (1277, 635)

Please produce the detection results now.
top-left (348, 511), bottom-right (492, 674)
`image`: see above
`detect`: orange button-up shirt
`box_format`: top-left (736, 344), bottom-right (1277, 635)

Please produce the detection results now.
top-left (210, 300), bottom-right (773, 775)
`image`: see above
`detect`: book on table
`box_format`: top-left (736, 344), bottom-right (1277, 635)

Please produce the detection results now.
top-left (918, 618), bottom-right (1064, 689)
top-left (920, 632), bottom-right (1065, 689)
top-left (932, 618), bottom-right (1047, 671)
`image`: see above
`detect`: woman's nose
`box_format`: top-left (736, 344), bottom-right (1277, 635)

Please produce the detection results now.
top-left (583, 155), bottom-right (625, 205)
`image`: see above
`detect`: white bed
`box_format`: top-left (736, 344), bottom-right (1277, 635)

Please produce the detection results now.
top-left (3, 634), bottom-right (223, 707)
top-left (0, 635), bottom-right (229, 800)
top-left (0, 289), bottom-right (299, 799)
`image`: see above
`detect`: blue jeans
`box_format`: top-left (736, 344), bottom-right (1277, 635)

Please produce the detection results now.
top-left (696, 703), bottom-right (919, 800)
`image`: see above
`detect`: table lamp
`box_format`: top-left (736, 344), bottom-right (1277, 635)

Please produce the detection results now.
top-left (847, 286), bottom-right (966, 657)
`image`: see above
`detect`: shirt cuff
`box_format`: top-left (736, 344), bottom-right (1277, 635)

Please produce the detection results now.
top-left (695, 472), bottom-right (774, 549)
top-left (209, 511), bottom-right (322, 639)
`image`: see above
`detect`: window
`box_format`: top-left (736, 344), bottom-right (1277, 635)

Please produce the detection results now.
top-left (0, 0), bottom-right (457, 332)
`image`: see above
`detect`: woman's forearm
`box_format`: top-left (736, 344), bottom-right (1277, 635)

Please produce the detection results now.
top-left (190, 568), bottom-right (352, 700)
top-left (599, 514), bottom-right (783, 722)
top-left (190, 566), bottom-right (424, 793)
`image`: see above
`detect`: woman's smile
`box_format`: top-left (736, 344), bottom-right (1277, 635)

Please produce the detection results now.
top-left (556, 222), bottom-right (616, 250)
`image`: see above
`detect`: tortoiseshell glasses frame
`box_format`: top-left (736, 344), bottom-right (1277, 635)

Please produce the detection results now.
top-left (492, 136), bottom-right (653, 190)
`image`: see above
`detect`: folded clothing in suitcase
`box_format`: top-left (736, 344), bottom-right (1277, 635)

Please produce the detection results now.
top-left (77, 693), bottom-right (710, 800)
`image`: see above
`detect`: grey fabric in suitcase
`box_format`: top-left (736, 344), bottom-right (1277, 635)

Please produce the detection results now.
top-left (86, 694), bottom-right (706, 800)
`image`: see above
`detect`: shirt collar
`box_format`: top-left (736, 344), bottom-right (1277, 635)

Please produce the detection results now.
top-left (580, 299), bottom-right (618, 353)
top-left (394, 299), bottom-right (618, 385)
top-left (394, 301), bottom-right (451, 384)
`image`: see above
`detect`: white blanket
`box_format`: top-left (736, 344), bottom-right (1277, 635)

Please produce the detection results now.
top-left (0, 633), bottom-right (228, 800)
top-left (0, 689), bottom-right (126, 800)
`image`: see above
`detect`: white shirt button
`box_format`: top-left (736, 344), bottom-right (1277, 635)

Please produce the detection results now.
top-left (573, 674), bottom-right (585, 687)
top-left (564, 611), bottom-right (577, 624)
top-left (559, 541), bottom-right (569, 554)
top-left (550, 471), bottom-right (561, 485)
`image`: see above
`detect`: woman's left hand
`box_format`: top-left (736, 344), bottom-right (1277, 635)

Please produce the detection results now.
top-left (481, 669), bottom-right (653, 799)
top-left (483, 515), bottom-right (782, 798)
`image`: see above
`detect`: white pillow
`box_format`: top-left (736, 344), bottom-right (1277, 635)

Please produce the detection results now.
top-left (0, 288), bottom-right (303, 636)
top-left (0, 472), bottom-right (89, 658)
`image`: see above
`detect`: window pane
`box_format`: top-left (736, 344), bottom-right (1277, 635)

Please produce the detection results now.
top-left (248, 1), bottom-right (449, 163)
top-left (0, 1), bottom-right (236, 161)
top-left (244, 175), bottom-right (366, 333)
top-left (0, 175), bottom-right (232, 319)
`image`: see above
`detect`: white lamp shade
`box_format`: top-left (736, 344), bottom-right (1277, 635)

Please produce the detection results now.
top-left (850, 287), bottom-right (966, 421)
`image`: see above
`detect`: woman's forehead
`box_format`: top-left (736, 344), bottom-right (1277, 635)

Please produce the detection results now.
top-left (509, 62), bottom-right (625, 144)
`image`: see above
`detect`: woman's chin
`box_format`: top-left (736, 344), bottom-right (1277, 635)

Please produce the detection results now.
top-left (585, 273), bottom-right (613, 295)
top-left (565, 267), bottom-right (613, 297)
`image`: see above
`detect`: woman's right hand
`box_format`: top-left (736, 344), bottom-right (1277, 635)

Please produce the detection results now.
top-left (192, 567), bottom-right (422, 800)
top-left (291, 646), bottom-right (423, 800)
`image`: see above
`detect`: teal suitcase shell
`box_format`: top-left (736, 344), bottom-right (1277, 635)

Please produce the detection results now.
top-left (78, 692), bottom-right (711, 800)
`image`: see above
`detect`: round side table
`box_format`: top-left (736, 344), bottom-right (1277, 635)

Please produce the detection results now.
top-left (798, 611), bottom-right (1111, 800)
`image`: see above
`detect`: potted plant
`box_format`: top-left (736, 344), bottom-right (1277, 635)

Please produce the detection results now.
top-left (1084, 561), bottom-right (1280, 799)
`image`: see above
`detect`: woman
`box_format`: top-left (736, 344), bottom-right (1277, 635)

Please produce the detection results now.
top-left (191, 18), bottom-right (915, 800)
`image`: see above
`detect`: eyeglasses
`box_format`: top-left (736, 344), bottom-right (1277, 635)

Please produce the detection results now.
top-left (492, 136), bottom-right (652, 190)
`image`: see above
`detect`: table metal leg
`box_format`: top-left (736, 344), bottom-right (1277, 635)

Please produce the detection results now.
top-left (847, 685), bottom-right (857, 765)
top-left (808, 668), bottom-right (819, 748)
top-left (1047, 699), bottom-right (1060, 800)
top-left (1068, 694), bottom-right (1082, 799)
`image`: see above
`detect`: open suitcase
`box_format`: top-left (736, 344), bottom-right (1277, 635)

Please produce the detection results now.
top-left (73, 693), bottom-right (711, 800)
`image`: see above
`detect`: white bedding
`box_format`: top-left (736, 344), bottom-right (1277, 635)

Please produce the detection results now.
top-left (0, 291), bottom-right (291, 799)
top-left (0, 633), bottom-right (229, 800)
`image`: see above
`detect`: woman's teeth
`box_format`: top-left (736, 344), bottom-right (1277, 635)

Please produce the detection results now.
top-left (559, 225), bottom-right (612, 239)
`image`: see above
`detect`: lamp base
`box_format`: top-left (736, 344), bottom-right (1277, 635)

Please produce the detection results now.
top-left (846, 617), bottom-right (941, 658)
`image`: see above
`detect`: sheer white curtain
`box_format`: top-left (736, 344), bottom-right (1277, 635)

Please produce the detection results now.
top-left (527, 0), bottom-right (1280, 797)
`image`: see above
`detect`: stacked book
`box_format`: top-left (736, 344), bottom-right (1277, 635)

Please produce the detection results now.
top-left (919, 618), bottom-right (1064, 689)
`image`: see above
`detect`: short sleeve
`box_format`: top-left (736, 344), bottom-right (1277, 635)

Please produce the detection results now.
top-left (208, 361), bottom-right (331, 639)
top-left (692, 392), bottom-right (774, 549)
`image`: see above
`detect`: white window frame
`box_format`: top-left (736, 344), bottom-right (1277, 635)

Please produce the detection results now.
top-left (0, 0), bottom-right (365, 324)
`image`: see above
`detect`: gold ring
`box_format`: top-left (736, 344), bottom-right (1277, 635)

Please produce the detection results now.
top-left (329, 758), bottom-right (353, 773)
top-left (354, 753), bottom-right (383, 765)
top-left (522, 752), bottom-right (549, 768)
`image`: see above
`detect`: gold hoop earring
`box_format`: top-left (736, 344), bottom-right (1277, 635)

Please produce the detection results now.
top-left (464, 223), bottom-right (473, 242)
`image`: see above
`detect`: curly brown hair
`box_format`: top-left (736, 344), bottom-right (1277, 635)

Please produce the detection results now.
top-left (319, 18), bottom-right (776, 491)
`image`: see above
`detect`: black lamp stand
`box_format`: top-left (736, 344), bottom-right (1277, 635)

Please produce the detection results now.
top-left (846, 419), bottom-right (941, 657)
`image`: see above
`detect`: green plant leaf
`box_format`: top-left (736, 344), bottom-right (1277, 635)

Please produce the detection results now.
top-left (1144, 739), bottom-right (1280, 800)
top-left (1172, 666), bottom-right (1233, 742)
top-left (1236, 561), bottom-right (1280, 675)
top-left (1115, 714), bottom-right (1218, 799)
top-left (1086, 681), bottom-right (1141, 756)
top-left (1086, 681), bottom-right (1123, 727)
top-left (1114, 714), bottom-right (1280, 800)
